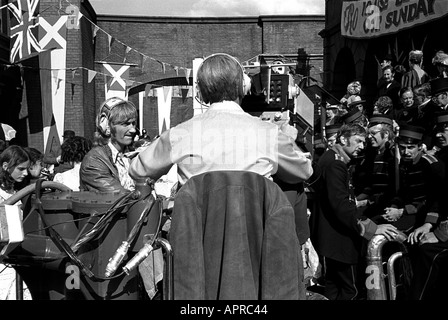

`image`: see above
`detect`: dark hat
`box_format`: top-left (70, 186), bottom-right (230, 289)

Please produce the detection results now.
top-left (62, 130), bottom-right (75, 138)
top-left (368, 113), bottom-right (393, 127)
top-left (348, 99), bottom-right (366, 108)
top-left (340, 109), bottom-right (363, 124)
top-left (430, 77), bottom-right (448, 96)
top-left (397, 124), bottom-right (425, 142)
top-left (325, 124), bottom-right (342, 137)
top-left (435, 110), bottom-right (448, 125)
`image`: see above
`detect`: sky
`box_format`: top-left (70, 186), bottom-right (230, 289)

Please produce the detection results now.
top-left (89, 0), bottom-right (325, 17)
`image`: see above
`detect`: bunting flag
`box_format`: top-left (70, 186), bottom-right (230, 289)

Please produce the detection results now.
top-left (8, 0), bottom-right (41, 64)
top-left (154, 86), bottom-right (177, 196)
top-left (39, 15), bottom-right (68, 156)
top-left (184, 68), bottom-right (191, 84)
top-left (124, 46), bottom-right (132, 62)
top-left (38, 15), bottom-right (67, 51)
top-left (102, 62), bottom-right (130, 100)
top-left (87, 70), bottom-right (96, 83)
top-left (19, 79), bottom-right (28, 119)
top-left (144, 84), bottom-right (152, 98)
top-left (92, 25), bottom-right (99, 43)
top-left (181, 88), bottom-right (189, 103)
top-left (156, 86), bottom-right (172, 135)
top-left (108, 34), bottom-right (114, 54)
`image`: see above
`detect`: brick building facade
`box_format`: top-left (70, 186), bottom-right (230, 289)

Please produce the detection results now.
top-left (0, 0), bottom-right (324, 152)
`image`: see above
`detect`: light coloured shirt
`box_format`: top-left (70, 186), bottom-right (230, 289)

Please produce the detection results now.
top-left (129, 101), bottom-right (313, 186)
top-left (108, 142), bottom-right (135, 191)
top-left (53, 163), bottom-right (82, 191)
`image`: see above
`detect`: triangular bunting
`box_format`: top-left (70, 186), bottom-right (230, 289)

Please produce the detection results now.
top-left (145, 84), bottom-right (152, 98)
top-left (124, 46), bottom-right (132, 63)
top-left (140, 54), bottom-right (147, 72)
top-left (19, 79), bottom-right (28, 119)
top-left (184, 68), bottom-right (191, 84)
top-left (161, 118), bottom-right (167, 133)
top-left (56, 78), bottom-right (62, 92)
top-left (124, 78), bottom-right (134, 87)
top-left (87, 70), bottom-right (97, 83)
top-left (181, 88), bottom-right (189, 103)
top-left (163, 86), bottom-right (171, 101)
top-left (92, 25), bottom-right (99, 43)
top-left (108, 34), bottom-right (114, 53)
top-left (51, 69), bottom-right (59, 85)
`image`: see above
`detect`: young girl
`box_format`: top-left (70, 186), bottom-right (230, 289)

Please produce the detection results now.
top-left (0, 145), bottom-right (32, 300)
top-left (0, 145), bottom-right (30, 203)
top-left (53, 136), bottom-right (92, 191)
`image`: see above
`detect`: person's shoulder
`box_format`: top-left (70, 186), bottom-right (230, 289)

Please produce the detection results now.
top-left (318, 149), bottom-right (339, 165)
top-left (82, 145), bottom-right (110, 165)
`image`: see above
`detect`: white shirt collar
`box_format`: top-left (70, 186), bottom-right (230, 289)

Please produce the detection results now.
top-left (108, 141), bottom-right (122, 163)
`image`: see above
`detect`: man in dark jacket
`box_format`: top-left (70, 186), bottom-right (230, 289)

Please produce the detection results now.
top-left (406, 115), bottom-right (448, 300)
top-left (309, 122), bottom-right (398, 300)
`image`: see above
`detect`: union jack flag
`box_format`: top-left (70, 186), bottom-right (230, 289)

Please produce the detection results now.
top-left (9, 0), bottom-right (41, 64)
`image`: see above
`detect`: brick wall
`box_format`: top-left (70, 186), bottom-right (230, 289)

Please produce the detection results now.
top-left (92, 14), bottom-right (324, 138)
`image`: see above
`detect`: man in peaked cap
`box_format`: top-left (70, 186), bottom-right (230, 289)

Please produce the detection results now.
top-left (324, 123), bottom-right (342, 149)
top-left (381, 124), bottom-right (445, 234)
top-left (405, 116), bottom-right (448, 300)
top-left (309, 121), bottom-right (398, 300)
top-left (356, 114), bottom-right (397, 221)
top-left (340, 108), bottom-right (368, 128)
top-left (430, 77), bottom-right (448, 111)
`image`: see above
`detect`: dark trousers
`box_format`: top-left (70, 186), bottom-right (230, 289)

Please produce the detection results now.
top-left (324, 257), bottom-right (359, 300)
top-left (409, 242), bottom-right (448, 300)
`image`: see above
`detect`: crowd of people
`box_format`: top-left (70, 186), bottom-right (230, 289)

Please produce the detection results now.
top-left (1, 48), bottom-right (448, 301)
top-left (310, 49), bottom-right (448, 300)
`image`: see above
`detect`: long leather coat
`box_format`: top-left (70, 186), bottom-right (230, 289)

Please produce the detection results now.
top-left (169, 170), bottom-right (304, 300)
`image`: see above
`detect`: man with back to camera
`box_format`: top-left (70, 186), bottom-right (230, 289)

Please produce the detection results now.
top-left (129, 53), bottom-right (313, 188)
top-left (128, 53), bottom-right (314, 299)
top-left (309, 122), bottom-right (398, 300)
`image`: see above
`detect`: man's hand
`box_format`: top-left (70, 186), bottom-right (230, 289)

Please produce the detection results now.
top-left (382, 207), bottom-right (403, 222)
top-left (408, 223), bottom-right (432, 245)
top-left (419, 232), bottom-right (439, 245)
top-left (375, 224), bottom-right (398, 241)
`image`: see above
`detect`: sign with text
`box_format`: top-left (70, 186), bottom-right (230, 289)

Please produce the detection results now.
top-left (341, 0), bottom-right (448, 39)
